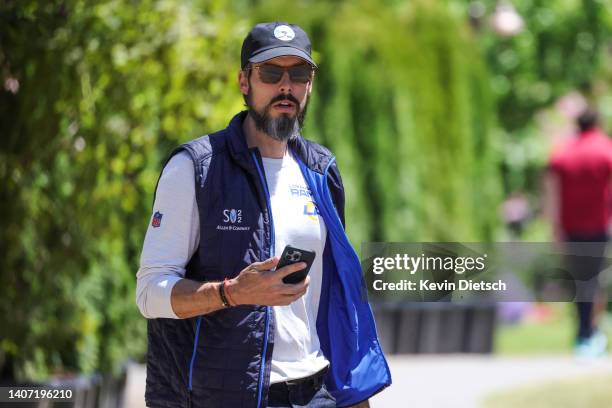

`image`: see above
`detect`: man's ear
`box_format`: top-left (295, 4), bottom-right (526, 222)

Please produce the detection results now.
top-left (239, 70), bottom-right (249, 96)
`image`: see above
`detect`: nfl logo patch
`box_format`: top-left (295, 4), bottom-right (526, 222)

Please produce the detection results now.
top-left (152, 211), bottom-right (163, 228)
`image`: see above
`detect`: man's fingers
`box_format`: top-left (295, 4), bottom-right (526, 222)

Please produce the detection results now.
top-left (279, 276), bottom-right (310, 295)
top-left (250, 256), bottom-right (279, 272)
top-left (274, 261), bottom-right (307, 277)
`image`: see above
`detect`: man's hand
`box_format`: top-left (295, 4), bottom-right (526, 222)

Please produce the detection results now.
top-left (349, 400), bottom-right (370, 408)
top-left (227, 257), bottom-right (310, 306)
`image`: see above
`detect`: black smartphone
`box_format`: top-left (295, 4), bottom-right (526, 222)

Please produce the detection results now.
top-left (277, 245), bottom-right (316, 284)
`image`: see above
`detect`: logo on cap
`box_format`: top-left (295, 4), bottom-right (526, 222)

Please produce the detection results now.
top-left (274, 25), bottom-right (295, 41)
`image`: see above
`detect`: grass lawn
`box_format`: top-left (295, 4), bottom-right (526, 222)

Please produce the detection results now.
top-left (484, 302), bottom-right (612, 407)
top-left (494, 303), bottom-right (612, 354)
top-left (483, 374), bottom-right (612, 408)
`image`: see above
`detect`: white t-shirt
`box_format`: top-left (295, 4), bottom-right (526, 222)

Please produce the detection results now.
top-left (261, 151), bottom-right (329, 383)
top-left (136, 149), bottom-right (329, 383)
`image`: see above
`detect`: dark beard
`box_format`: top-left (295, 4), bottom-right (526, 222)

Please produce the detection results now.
top-left (246, 92), bottom-right (310, 142)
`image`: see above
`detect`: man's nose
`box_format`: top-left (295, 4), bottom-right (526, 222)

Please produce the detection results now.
top-left (278, 71), bottom-right (293, 94)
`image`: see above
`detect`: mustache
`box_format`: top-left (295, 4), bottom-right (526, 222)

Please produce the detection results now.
top-left (268, 93), bottom-right (300, 107)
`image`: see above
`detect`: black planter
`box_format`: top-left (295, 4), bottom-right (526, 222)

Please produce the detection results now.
top-left (372, 302), bottom-right (496, 354)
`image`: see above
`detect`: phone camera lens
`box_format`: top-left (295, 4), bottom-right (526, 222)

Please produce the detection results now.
top-left (286, 250), bottom-right (302, 262)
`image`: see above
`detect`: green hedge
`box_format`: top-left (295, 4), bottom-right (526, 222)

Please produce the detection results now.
top-left (1, 0), bottom-right (246, 380)
top-left (0, 0), bottom-right (499, 379)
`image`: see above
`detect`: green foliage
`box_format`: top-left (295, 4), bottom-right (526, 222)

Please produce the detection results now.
top-left (471, 0), bottom-right (612, 192)
top-left (1, 0), bottom-right (246, 380)
top-left (1, 0), bottom-right (500, 379)
top-left (477, 0), bottom-right (612, 131)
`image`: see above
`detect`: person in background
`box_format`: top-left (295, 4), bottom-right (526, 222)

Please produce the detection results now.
top-left (545, 108), bottom-right (612, 358)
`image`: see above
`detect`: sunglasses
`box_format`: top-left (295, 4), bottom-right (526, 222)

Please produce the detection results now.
top-left (250, 63), bottom-right (315, 84)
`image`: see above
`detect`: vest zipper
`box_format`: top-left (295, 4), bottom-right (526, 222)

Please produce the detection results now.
top-left (250, 150), bottom-right (275, 408)
top-left (187, 316), bottom-right (202, 405)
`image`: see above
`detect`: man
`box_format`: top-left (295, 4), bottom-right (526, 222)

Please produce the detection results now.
top-left (545, 108), bottom-right (612, 358)
top-left (136, 22), bottom-right (391, 407)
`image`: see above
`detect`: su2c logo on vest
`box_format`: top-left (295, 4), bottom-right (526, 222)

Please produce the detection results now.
top-left (223, 209), bottom-right (242, 224)
top-left (217, 209), bottom-right (250, 231)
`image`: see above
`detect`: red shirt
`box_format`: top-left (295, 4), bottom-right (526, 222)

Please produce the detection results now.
top-left (549, 128), bottom-right (612, 235)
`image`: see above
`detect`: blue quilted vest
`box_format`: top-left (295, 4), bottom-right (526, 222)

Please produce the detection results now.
top-left (145, 112), bottom-right (391, 408)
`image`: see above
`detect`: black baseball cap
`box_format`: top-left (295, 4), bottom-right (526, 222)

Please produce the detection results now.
top-left (241, 22), bottom-right (316, 69)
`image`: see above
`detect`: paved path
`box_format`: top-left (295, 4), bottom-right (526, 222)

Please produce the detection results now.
top-left (124, 355), bottom-right (612, 408)
top-left (123, 363), bottom-right (147, 408)
top-left (371, 355), bottom-right (612, 408)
